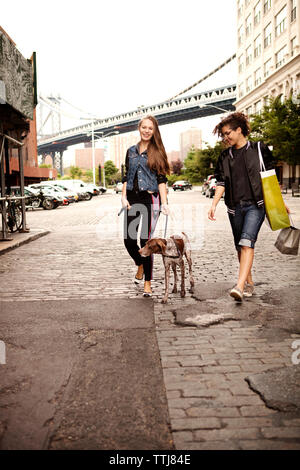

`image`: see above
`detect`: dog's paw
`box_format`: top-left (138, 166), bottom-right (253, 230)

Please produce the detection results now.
top-left (161, 298), bottom-right (168, 304)
top-left (172, 287), bottom-right (178, 293)
top-left (180, 290), bottom-right (186, 298)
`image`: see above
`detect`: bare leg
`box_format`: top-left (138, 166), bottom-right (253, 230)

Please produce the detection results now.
top-left (237, 247), bottom-right (255, 291)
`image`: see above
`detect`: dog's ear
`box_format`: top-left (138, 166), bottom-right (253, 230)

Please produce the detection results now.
top-left (156, 238), bottom-right (167, 254)
top-left (171, 236), bottom-right (184, 255)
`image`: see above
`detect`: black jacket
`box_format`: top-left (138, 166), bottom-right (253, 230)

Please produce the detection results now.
top-left (214, 141), bottom-right (276, 211)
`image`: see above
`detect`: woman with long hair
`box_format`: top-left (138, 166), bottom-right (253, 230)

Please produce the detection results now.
top-left (121, 115), bottom-right (170, 297)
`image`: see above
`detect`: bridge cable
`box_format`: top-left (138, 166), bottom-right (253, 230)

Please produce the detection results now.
top-left (168, 54), bottom-right (236, 101)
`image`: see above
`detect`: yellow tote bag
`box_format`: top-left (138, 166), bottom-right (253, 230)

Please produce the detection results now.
top-left (258, 142), bottom-right (290, 231)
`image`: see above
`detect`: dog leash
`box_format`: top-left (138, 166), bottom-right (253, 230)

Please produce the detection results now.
top-left (164, 214), bottom-right (168, 239)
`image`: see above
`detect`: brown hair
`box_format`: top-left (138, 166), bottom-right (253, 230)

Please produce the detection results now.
top-left (213, 112), bottom-right (251, 138)
top-left (138, 115), bottom-right (170, 175)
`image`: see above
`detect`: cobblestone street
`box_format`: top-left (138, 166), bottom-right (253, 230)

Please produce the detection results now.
top-left (0, 189), bottom-right (300, 450)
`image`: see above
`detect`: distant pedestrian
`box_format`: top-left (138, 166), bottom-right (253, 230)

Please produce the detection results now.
top-left (208, 112), bottom-right (290, 301)
top-left (121, 115), bottom-right (170, 297)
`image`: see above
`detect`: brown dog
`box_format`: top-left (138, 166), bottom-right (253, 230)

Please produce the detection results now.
top-left (139, 232), bottom-right (194, 303)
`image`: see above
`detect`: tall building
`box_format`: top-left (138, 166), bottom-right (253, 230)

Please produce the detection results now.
top-left (180, 128), bottom-right (202, 161)
top-left (75, 147), bottom-right (104, 170)
top-left (235, 0), bottom-right (300, 185)
top-left (236, 0), bottom-right (300, 114)
top-left (108, 132), bottom-right (139, 169)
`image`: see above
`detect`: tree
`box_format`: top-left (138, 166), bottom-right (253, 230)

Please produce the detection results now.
top-left (104, 160), bottom-right (119, 185)
top-left (250, 95), bottom-right (300, 166)
top-left (170, 159), bottom-right (183, 175)
top-left (183, 142), bottom-right (224, 182)
top-left (69, 166), bottom-right (83, 179)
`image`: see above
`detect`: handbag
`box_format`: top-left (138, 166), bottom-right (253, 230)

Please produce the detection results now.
top-left (274, 216), bottom-right (300, 255)
top-left (258, 142), bottom-right (290, 231)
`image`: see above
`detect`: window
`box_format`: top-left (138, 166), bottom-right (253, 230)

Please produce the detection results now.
top-left (291, 36), bottom-right (297, 56)
top-left (254, 1), bottom-right (261, 25)
top-left (263, 95), bottom-right (269, 106)
top-left (239, 82), bottom-right (244, 98)
top-left (245, 0), bottom-right (251, 7)
top-left (264, 22), bottom-right (272, 48)
top-left (276, 45), bottom-right (287, 68)
top-left (246, 14), bottom-right (252, 36)
top-left (255, 68), bottom-right (262, 86)
top-left (246, 105), bottom-right (252, 116)
top-left (275, 6), bottom-right (287, 37)
top-left (238, 0), bottom-right (243, 17)
top-left (291, 0), bottom-right (296, 22)
top-left (254, 100), bottom-right (262, 114)
top-left (246, 75), bottom-right (252, 92)
top-left (246, 45), bottom-right (252, 65)
top-left (254, 34), bottom-right (262, 57)
top-left (264, 0), bottom-right (271, 14)
top-left (264, 58), bottom-right (272, 77)
top-left (238, 24), bottom-right (244, 46)
top-left (238, 54), bottom-right (244, 73)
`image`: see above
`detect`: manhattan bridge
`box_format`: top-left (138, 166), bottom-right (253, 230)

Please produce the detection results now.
top-left (37, 55), bottom-right (236, 175)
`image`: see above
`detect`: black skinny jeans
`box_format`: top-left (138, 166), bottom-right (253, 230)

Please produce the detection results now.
top-left (123, 193), bottom-right (160, 281)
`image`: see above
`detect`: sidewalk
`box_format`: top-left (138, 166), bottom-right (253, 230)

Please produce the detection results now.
top-left (0, 228), bottom-right (50, 256)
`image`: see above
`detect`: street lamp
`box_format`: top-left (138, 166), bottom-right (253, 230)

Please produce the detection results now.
top-left (86, 128), bottom-right (119, 186)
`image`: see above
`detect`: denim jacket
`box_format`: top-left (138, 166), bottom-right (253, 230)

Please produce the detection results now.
top-left (122, 145), bottom-right (167, 192)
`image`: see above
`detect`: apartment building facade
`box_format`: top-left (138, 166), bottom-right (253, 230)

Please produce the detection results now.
top-left (235, 0), bottom-right (300, 184)
top-left (180, 128), bottom-right (202, 161)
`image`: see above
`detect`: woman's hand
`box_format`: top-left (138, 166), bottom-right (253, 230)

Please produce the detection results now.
top-left (121, 195), bottom-right (131, 209)
top-left (161, 203), bottom-right (170, 216)
top-left (208, 204), bottom-right (216, 221)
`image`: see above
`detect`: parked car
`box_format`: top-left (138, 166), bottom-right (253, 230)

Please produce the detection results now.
top-left (28, 184), bottom-right (69, 206)
top-left (114, 182), bottom-right (123, 194)
top-left (205, 178), bottom-right (217, 198)
top-left (172, 180), bottom-right (193, 191)
top-left (41, 182), bottom-right (79, 203)
top-left (26, 186), bottom-right (64, 209)
top-left (201, 175), bottom-right (215, 195)
top-left (52, 180), bottom-right (92, 201)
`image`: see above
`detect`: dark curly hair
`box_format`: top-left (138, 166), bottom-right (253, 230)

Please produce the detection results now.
top-left (213, 112), bottom-right (251, 138)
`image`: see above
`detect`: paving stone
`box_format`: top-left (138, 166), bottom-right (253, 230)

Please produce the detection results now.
top-left (239, 440), bottom-right (300, 450)
top-left (194, 428), bottom-right (260, 441)
top-left (171, 417), bottom-right (221, 431)
top-left (240, 406), bottom-right (277, 417)
top-left (261, 427), bottom-right (300, 439)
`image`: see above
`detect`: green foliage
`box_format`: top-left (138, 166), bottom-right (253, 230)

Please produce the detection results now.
top-left (183, 142), bottom-right (224, 183)
top-left (39, 164), bottom-right (52, 168)
top-left (250, 95), bottom-right (300, 165)
top-left (69, 166), bottom-right (83, 179)
top-left (103, 161), bottom-right (118, 185)
top-left (167, 174), bottom-right (184, 185)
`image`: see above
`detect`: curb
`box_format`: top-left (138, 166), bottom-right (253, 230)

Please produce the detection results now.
top-left (0, 229), bottom-right (51, 256)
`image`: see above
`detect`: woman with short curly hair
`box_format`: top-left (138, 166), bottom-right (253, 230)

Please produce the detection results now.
top-left (208, 112), bottom-right (289, 301)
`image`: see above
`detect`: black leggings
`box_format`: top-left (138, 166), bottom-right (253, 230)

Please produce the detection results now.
top-left (123, 196), bottom-right (160, 281)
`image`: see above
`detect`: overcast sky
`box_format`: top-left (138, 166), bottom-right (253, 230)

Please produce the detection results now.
top-left (2, 0), bottom-right (237, 153)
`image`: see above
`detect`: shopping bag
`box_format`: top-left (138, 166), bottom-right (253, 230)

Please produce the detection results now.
top-left (274, 225), bottom-right (300, 255)
top-left (258, 142), bottom-right (290, 231)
